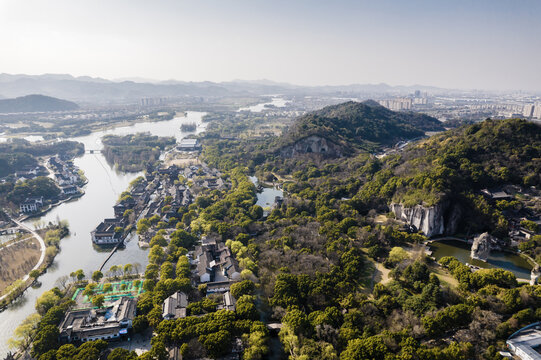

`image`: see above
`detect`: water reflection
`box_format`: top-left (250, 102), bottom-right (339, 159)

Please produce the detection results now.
top-left (429, 239), bottom-right (532, 280)
top-left (0, 112), bottom-right (206, 356)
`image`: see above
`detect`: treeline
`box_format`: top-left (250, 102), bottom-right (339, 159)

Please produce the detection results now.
top-left (102, 133), bottom-right (176, 172)
top-left (0, 176), bottom-right (61, 205)
top-left (280, 100), bottom-right (444, 153)
top-left (0, 139), bottom-right (84, 177)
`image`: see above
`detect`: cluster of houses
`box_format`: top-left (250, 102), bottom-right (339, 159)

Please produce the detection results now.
top-left (161, 290), bottom-right (237, 321)
top-left (48, 156), bottom-right (83, 196)
top-left (91, 177), bottom-right (155, 246)
top-left (481, 187), bottom-right (541, 245)
top-left (12, 165), bottom-right (48, 183)
top-left (161, 235), bottom-right (242, 321)
top-left (16, 157), bottom-right (84, 214)
top-left (192, 236), bottom-right (241, 288)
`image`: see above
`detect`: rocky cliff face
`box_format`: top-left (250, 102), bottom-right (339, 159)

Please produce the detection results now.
top-left (471, 232), bottom-right (494, 261)
top-left (531, 266), bottom-right (540, 286)
top-left (279, 136), bottom-right (344, 158)
top-left (390, 201), bottom-right (461, 237)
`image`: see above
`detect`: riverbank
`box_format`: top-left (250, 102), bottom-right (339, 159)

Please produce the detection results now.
top-left (0, 218), bottom-right (47, 308)
top-left (18, 189), bottom-right (86, 222)
top-left (0, 110), bottom-right (205, 357)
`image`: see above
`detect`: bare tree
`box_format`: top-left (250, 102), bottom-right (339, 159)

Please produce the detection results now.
top-left (133, 262), bottom-right (141, 275)
top-left (55, 275), bottom-right (69, 290)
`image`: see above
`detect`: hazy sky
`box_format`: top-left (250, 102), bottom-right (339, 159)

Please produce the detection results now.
top-left (1, 0), bottom-right (540, 90)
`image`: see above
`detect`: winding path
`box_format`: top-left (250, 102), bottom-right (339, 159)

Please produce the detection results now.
top-left (0, 216), bottom-right (46, 302)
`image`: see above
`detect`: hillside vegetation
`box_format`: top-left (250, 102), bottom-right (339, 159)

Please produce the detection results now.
top-left (0, 94), bottom-right (79, 113)
top-left (279, 100), bottom-right (444, 153)
top-left (102, 133), bottom-right (176, 172)
top-left (351, 119), bottom-right (541, 233)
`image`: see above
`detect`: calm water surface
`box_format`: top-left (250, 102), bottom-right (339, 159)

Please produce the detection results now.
top-left (238, 97), bottom-right (289, 112)
top-left (0, 112), bottom-right (206, 356)
top-left (249, 176), bottom-right (283, 208)
top-left (429, 239), bottom-right (533, 280)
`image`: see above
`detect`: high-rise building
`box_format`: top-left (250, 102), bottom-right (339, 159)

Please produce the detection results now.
top-left (533, 103), bottom-right (541, 119)
top-left (378, 98), bottom-right (412, 111)
top-left (523, 104), bottom-right (534, 117)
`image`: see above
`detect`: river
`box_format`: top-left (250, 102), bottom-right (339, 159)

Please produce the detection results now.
top-left (238, 97), bottom-right (289, 112)
top-left (0, 112), bottom-right (206, 356)
top-left (429, 239), bottom-right (533, 280)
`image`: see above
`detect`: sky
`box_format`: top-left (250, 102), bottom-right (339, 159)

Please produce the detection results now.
top-left (0, 0), bottom-right (540, 91)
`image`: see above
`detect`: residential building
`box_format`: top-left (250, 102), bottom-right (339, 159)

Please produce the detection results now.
top-left (91, 218), bottom-right (123, 245)
top-left (533, 103), bottom-right (541, 119)
top-left (194, 240), bottom-right (241, 283)
top-left (20, 196), bottom-right (43, 213)
top-left (217, 291), bottom-right (236, 311)
top-left (61, 185), bottom-right (79, 195)
top-left (162, 291), bottom-right (188, 320)
top-left (523, 104), bottom-right (535, 118)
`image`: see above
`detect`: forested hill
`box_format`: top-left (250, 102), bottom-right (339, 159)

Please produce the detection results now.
top-left (278, 100), bottom-right (444, 155)
top-left (353, 118), bottom-right (541, 235)
top-left (0, 94), bottom-right (79, 113)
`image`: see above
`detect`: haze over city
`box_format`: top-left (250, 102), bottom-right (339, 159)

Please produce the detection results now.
top-left (1, 0), bottom-right (541, 91)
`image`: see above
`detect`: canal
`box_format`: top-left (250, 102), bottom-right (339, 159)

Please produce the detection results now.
top-left (0, 112), bottom-right (206, 356)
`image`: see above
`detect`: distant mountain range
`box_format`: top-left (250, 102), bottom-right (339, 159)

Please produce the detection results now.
top-left (0, 94), bottom-right (79, 113)
top-left (278, 100), bottom-right (444, 156)
top-left (0, 73), bottom-right (453, 105)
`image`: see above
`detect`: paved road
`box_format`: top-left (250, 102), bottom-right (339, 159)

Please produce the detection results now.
top-left (0, 217), bottom-right (46, 301)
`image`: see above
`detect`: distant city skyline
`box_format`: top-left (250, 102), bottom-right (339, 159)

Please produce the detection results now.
top-left (1, 0), bottom-right (540, 92)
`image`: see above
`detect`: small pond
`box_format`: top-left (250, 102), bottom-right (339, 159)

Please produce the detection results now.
top-left (429, 239), bottom-right (533, 280)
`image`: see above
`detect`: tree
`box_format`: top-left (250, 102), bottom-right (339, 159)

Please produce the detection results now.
top-left (340, 336), bottom-right (388, 360)
top-left (36, 290), bottom-right (61, 315)
top-left (132, 315), bottom-right (149, 334)
top-left (109, 265), bottom-right (120, 278)
top-left (107, 348), bottom-right (138, 360)
top-left (236, 296), bottom-right (259, 320)
top-left (71, 269), bottom-right (85, 282)
top-left (92, 271), bottom-right (103, 282)
top-left (387, 247), bottom-right (409, 265)
top-left (199, 330), bottom-right (232, 359)
top-left (230, 280), bottom-right (255, 298)
top-left (92, 295), bottom-right (105, 309)
top-left (282, 308), bottom-right (311, 336)
top-left (31, 325), bottom-right (59, 358)
top-left (29, 269), bottom-right (40, 279)
top-left (83, 283), bottom-right (97, 297)
top-left (55, 275), bottom-right (69, 290)
top-left (149, 340), bottom-right (169, 360)
top-left (123, 263), bottom-right (133, 277)
top-left (56, 344), bottom-right (77, 360)
top-left (8, 313), bottom-right (41, 352)
top-left (133, 262), bottom-right (142, 275)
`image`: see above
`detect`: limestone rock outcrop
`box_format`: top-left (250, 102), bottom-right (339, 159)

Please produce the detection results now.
top-left (471, 232), bottom-right (494, 261)
top-left (390, 201), bottom-right (461, 237)
top-left (531, 265), bottom-right (540, 286)
top-left (279, 136), bottom-right (344, 158)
